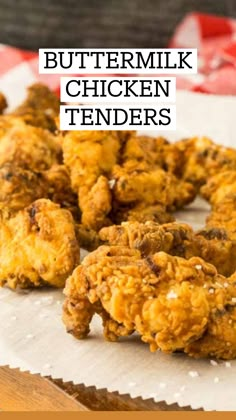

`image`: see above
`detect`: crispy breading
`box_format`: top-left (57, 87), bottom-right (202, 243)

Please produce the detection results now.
top-left (99, 221), bottom-right (236, 277)
top-left (176, 137), bottom-right (236, 189)
top-left (0, 199), bottom-right (80, 289)
top-left (62, 130), bottom-right (122, 230)
top-left (122, 135), bottom-right (183, 175)
top-left (110, 203), bottom-right (174, 225)
top-left (201, 171), bottom-right (236, 240)
top-left (75, 224), bottom-right (102, 252)
top-left (62, 130), bottom-right (121, 191)
top-left (99, 221), bottom-right (194, 257)
top-left (43, 165), bottom-right (80, 220)
top-left (206, 204), bottom-right (236, 240)
top-left (201, 170), bottom-right (236, 207)
top-left (186, 305), bottom-right (236, 359)
top-left (195, 169), bottom-right (236, 272)
top-left (0, 163), bottom-right (79, 219)
top-left (195, 227), bottom-right (236, 277)
top-left (0, 163), bottom-right (47, 213)
top-left (12, 83), bottom-right (60, 132)
top-left (79, 175), bottom-right (112, 230)
top-left (62, 131), bottom-right (197, 231)
top-left (111, 161), bottom-right (196, 211)
top-left (0, 116), bottom-right (61, 171)
top-left (63, 246), bottom-right (236, 359)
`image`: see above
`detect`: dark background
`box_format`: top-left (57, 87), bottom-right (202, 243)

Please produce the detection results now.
top-left (0, 0), bottom-right (235, 50)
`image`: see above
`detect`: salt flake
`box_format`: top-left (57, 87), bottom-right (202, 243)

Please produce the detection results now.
top-left (108, 179), bottom-right (116, 189)
top-left (167, 290), bottom-right (177, 299)
top-left (188, 371), bottom-right (199, 378)
top-left (43, 363), bottom-right (52, 369)
top-left (128, 382), bottom-right (136, 387)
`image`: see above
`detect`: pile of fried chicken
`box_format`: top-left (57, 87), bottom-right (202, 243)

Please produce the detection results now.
top-left (2, 83), bottom-right (236, 359)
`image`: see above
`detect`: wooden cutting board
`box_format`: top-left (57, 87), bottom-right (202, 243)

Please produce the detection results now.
top-left (0, 366), bottom-right (198, 411)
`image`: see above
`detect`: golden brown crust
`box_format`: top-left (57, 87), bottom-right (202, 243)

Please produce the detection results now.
top-left (0, 163), bottom-right (47, 213)
top-left (79, 175), bottom-right (112, 230)
top-left (99, 221), bottom-right (236, 277)
top-left (0, 199), bottom-right (80, 289)
top-left (0, 163), bottom-right (79, 219)
top-left (43, 164), bottom-right (80, 220)
top-left (62, 130), bottom-right (122, 230)
top-left (62, 130), bottom-right (121, 192)
top-left (75, 224), bottom-right (102, 252)
top-left (99, 221), bottom-right (194, 257)
top-left (121, 135), bottom-right (183, 175)
top-left (62, 131), bottom-right (196, 231)
top-left (195, 228), bottom-right (236, 277)
top-left (176, 137), bottom-right (236, 189)
top-left (200, 170), bottom-right (236, 241)
top-left (201, 170), bottom-right (236, 207)
top-left (110, 203), bottom-right (174, 225)
top-left (0, 116), bottom-right (61, 171)
top-left (12, 83), bottom-right (60, 132)
top-left (111, 161), bottom-right (195, 211)
top-left (63, 246), bottom-right (236, 359)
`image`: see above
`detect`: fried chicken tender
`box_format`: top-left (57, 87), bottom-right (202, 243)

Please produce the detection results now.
top-left (62, 131), bottom-right (197, 231)
top-left (0, 92), bottom-right (7, 114)
top-left (122, 135), bottom-right (183, 175)
top-left (62, 130), bottom-right (121, 191)
top-left (201, 170), bottom-right (236, 207)
top-left (111, 161), bottom-right (196, 211)
top-left (0, 163), bottom-right (79, 219)
top-left (99, 221), bottom-right (194, 257)
top-left (201, 171), bottom-right (236, 240)
top-left (78, 175), bottom-right (112, 230)
top-left (12, 83), bottom-right (60, 132)
top-left (76, 206), bottom-right (173, 251)
top-left (0, 163), bottom-right (47, 213)
top-left (0, 199), bottom-right (80, 289)
top-left (110, 203), bottom-right (174, 225)
top-left (99, 221), bottom-right (236, 277)
top-left (62, 130), bottom-right (122, 230)
top-left (185, 305), bottom-right (236, 359)
top-left (195, 227), bottom-right (236, 277)
top-left (0, 116), bottom-right (61, 171)
top-left (62, 131), bottom-right (197, 230)
top-left (75, 225), bottom-right (102, 252)
top-left (43, 165), bottom-right (80, 220)
top-left (63, 246), bottom-right (236, 359)
top-left (206, 203), bottom-right (236, 240)
top-left (176, 137), bottom-right (236, 189)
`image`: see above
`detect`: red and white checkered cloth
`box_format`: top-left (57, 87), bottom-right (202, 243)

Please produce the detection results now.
top-left (169, 12), bottom-right (236, 94)
top-left (0, 12), bottom-right (236, 104)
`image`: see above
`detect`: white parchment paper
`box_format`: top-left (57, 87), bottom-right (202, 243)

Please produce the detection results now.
top-left (0, 90), bottom-right (236, 411)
